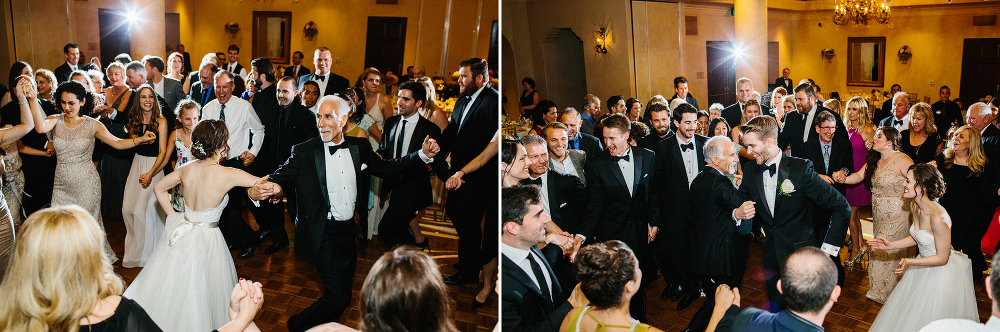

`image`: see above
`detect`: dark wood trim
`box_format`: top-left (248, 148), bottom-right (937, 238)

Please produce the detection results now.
top-left (847, 36), bottom-right (885, 87)
top-left (251, 11), bottom-right (292, 65)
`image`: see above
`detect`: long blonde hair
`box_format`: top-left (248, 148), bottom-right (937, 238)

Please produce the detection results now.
top-left (0, 206), bottom-right (124, 332)
top-left (943, 125), bottom-right (987, 176)
top-left (844, 96), bottom-right (872, 131)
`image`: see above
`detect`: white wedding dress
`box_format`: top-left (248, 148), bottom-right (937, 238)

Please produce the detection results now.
top-left (123, 195), bottom-right (237, 332)
top-left (869, 224), bottom-right (979, 331)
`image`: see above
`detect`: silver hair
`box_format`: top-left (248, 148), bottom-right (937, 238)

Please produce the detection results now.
top-left (669, 98), bottom-right (688, 111)
top-left (318, 95), bottom-right (351, 118)
top-left (87, 69), bottom-right (104, 82)
top-left (648, 95), bottom-right (668, 106)
top-left (969, 102), bottom-right (992, 117)
top-left (520, 134), bottom-right (546, 148)
top-left (201, 53), bottom-right (218, 68)
top-left (703, 135), bottom-right (734, 163)
top-left (126, 61), bottom-right (146, 76)
top-left (709, 103), bottom-right (725, 112)
top-left (893, 91), bottom-right (911, 107)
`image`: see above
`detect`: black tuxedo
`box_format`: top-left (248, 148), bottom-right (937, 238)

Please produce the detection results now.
top-left (189, 82), bottom-right (216, 107)
top-left (297, 72), bottom-right (350, 97)
top-left (774, 77), bottom-right (793, 91)
top-left (722, 102), bottom-right (772, 130)
top-left (581, 147), bottom-right (658, 321)
top-left (669, 93), bottom-right (700, 111)
top-left (652, 134), bottom-right (707, 297)
top-left (738, 154), bottom-right (850, 309)
top-left (931, 100), bottom-right (964, 128)
top-left (983, 124), bottom-right (1000, 140)
top-left (269, 136), bottom-right (423, 330)
top-left (376, 114), bottom-right (443, 248)
top-left (501, 246), bottom-right (573, 332)
top-left (777, 105), bottom-right (848, 157)
top-left (686, 166), bottom-right (752, 331)
top-left (636, 132), bottom-right (669, 153)
top-left (436, 85), bottom-right (500, 278)
top-left (572, 132), bottom-right (602, 163)
top-left (531, 171), bottom-right (588, 235)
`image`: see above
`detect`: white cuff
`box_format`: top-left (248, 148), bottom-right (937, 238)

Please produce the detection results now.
top-left (820, 243), bottom-right (840, 256)
top-left (575, 234), bottom-right (586, 243)
top-left (109, 109), bottom-right (118, 119)
top-left (731, 210), bottom-right (743, 227)
top-left (417, 150), bottom-right (433, 163)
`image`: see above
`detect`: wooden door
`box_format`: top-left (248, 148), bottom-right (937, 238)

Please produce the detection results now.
top-left (98, 9), bottom-right (131, 72)
top-left (960, 38), bottom-right (1000, 108)
top-left (707, 41), bottom-right (736, 107)
top-left (364, 17), bottom-right (407, 78)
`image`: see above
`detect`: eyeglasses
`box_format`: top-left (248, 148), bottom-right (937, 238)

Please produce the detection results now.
top-left (818, 126), bottom-right (837, 131)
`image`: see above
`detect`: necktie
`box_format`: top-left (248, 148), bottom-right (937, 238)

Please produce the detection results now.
top-left (219, 104), bottom-right (226, 122)
top-left (823, 144), bottom-right (831, 171)
top-left (457, 96), bottom-right (472, 129)
top-left (612, 154), bottom-right (630, 162)
top-left (761, 163), bottom-right (777, 176)
top-left (395, 120), bottom-right (407, 158)
top-left (526, 253), bottom-right (552, 301)
top-left (800, 112), bottom-right (808, 123)
top-left (522, 177), bottom-right (542, 186)
top-left (681, 143), bottom-right (694, 152)
top-left (328, 142), bottom-right (348, 154)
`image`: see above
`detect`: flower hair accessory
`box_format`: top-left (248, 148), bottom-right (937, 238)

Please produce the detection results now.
top-left (191, 141), bottom-right (207, 155)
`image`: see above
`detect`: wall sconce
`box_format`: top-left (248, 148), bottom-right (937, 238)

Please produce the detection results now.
top-left (225, 22), bottom-right (241, 35)
top-left (595, 28), bottom-right (608, 54)
top-left (897, 45), bottom-right (912, 64)
top-left (303, 21), bottom-right (318, 40)
top-left (822, 48), bottom-right (836, 63)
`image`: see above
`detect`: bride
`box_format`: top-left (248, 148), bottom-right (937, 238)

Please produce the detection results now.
top-left (867, 163), bottom-right (978, 331)
top-left (123, 119), bottom-right (263, 332)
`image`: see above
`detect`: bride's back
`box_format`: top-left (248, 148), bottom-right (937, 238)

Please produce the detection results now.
top-left (177, 160), bottom-right (236, 211)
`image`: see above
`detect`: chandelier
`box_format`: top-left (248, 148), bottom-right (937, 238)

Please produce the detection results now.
top-left (833, 0), bottom-right (891, 26)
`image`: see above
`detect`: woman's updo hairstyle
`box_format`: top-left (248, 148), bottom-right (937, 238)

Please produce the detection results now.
top-left (909, 163), bottom-right (946, 200)
top-left (573, 240), bottom-right (637, 309)
top-left (54, 81), bottom-right (95, 117)
top-left (190, 119), bottom-right (229, 160)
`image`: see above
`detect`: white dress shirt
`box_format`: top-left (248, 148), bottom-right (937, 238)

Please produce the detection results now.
top-left (67, 62), bottom-right (78, 72)
top-left (324, 138), bottom-right (357, 221)
top-left (228, 62), bottom-right (248, 80)
top-left (888, 114), bottom-right (910, 132)
top-left (616, 148), bottom-right (635, 196)
top-left (762, 153), bottom-right (782, 216)
top-left (201, 97), bottom-right (265, 159)
top-left (921, 316), bottom-right (1000, 332)
top-left (527, 174), bottom-right (551, 215)
top-left (677, 136), bottom-right (699, 187)
top-left (801, 103), bottom-right (818, 143)
top-left (151, 78), bottom-right (164, 98)
top-left (313, 72), bottom-right (331, 98)
top-left (501, 243), bottom-right (553, 301)
top-left (549, 155), bottom-right (580, 178)
top-left (391, 112), bottom-right (420, 158)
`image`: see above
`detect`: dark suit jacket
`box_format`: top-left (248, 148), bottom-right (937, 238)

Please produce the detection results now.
top-left (654, 133), bottom-right (707, 228)
top-left (778, 105), bottom-right (848, 157)
top-left (799, 136), bottom-right (853, 196)
top-left (378, 114), bottom-right (443, 212)
top-left (931, 100), bottom-right (964, 128)
top-left (297, 72), bottom-right (350, 97)
top-left (250, 84), bottom-right (279, 130)
top-left (54, 62), bottom-right (99, 83)
top-left (189, 81), bottom-right (216, 107)
top-left (669, 93), bottom-right (700, 110)
top-left (774, 77), bottom-right (793, 91)
top-left (574, 132), bottom-right (602, 163)
top-left (159, 77), bottom-right (186, 119)
top-left (738, 154), bottom-right (851, 269)
top-left (690, 166), bottom-right (747, 277)
top-left (636, 132), bottom-right (670, 153)
top-left (258, 97), bottom-right (317, 172)
top-left (268, 136), bottom-right (422, 265)
top-left (580, 112), bottom-right (597, 136)
top-left (877, 99), bottom-right (894, 125)
top-left (532, 171), bottom-right (588, 235)
top-left (501, 246), bottom-right (573, 332)
top-left (437, 85), bottom-right (499, 184)
top-left (716, 306), bottom-right (823, 332)
top-left (722, 102), bottom-right (772, 131)
top-left (581, 147), bottom-right (659, 251)
top-left (983, 124), bottom-right (1000, 140)
top-left (286, 64), bottom-right (311, 78)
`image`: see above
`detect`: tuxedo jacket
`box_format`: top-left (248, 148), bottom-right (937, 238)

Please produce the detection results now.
top-left (669, 93), bottom-right (700, 111)
top-left (377, 114), bottom-right (443, 212)
top-left (799, 136), bottom-right (854, 196)
top-left (550, 149), bottom-right (587, 185)
top-left (297, 72), bottom-right (350, 97)
top-left (876, 99), bottom-right (894, 125)
top-left (654, 133), bottom-right (707, 228)
top-left (737, 154), bottom-right (851, 269)
top-left (878, 116), bottom-right (907, 129)
top-left (54, 62), bottom-right (99, 83)
top-left (189, 82), bottom-right (216, 107)
top-left (258, 97), bottom-right (318, 172)
top-left (268, 136), bottom-right (423, 265)
top-left (774, 77), bottom-right (793, 91)
top-left (983, 124), bottom-right (1000, 140)
top-left (250, 85), bottom-right (279, 130)
top-left (690, 166), bottom-right (747, 277)
top-left (286, 64), bottom-right (311, 78)
top-left (574, 132), bottom-right (602, 163)
top-left (778, 105), bottom-right (848, 157)
top-left (636, 132), bottom-right (669, 154)
top-left (581, 147), bottom-right (659, 251)
top-left (722, 102), bottom-right (771, 130)
top-left (531, 171), bottom-right (588, 235)
top-left (437, 85), bottom-right (499, 185)
top-left (501, 246), bottom-right (572, 332)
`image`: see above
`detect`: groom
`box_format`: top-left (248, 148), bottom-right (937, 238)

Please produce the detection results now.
top-left (737, 115), bottom-right (850, 311)
top-left (250, 94), bottom-right (440, 332)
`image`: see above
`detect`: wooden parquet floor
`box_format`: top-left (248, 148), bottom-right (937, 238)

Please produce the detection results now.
top-left (106, 203), bottom-right (498, 332)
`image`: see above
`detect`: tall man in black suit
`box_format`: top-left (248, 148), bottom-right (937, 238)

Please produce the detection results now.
top-left (376, 82), bottom-right (444, 249)
top-left (653, 103), bottom-right (707, 310)
top-left (296, 47), bottom-right (350, 99)
top-left (636, 102), bottom-right (671, 152)
top-left (778, 83), bottom-right (847, 157)
top-left (669, 77), bottom-right (699, 110)
top-left (54, 43), bottom-right (99, 83)
top-left (251, 95), bottom-right (439, 332)
top-left (286, 51), bottom-right (311, 80)
top-left (437, 58), bottom-right (500, 286)
top-left (799, 111), bottom-right (853, 286)
top-left (685, 136), bottom-right (756, 332)
top-left (774, 68), bottom-right (793, 91)
top-left (581, 113), bottom-right (659, 322)
top-left (722, 77), bottom-right (770, 127)
top-left (189, 62), bottom-right (218, 107)
top-left (501, 185), bottom-right (587, 332)
top-left (931, 86), bottom-right (964, 128)
top-left (737, 115), bottom-right (850, 311)
top-left (559, 107), bottom-right (602, 162)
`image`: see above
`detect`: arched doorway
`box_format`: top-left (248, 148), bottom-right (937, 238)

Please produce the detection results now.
top-left (542, 28), bottom-right (587, 113)
top-left (502, 35), bottom-right (519, 119)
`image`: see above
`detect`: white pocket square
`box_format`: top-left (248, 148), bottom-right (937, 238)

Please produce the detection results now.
top-left (361, 163), bottom-right (368, 171)
top-left (559, 203), bottom-right (568, 208)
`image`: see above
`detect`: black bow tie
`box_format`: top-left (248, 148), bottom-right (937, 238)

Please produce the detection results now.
top-left (681, 143), bottom-right (694, 152)
top-left (522, 177), bottom-right (542, 186)
top-left (328, 143), bottom-right (348, 154)
top-left (612, 154), bottom-right (630, 162)
top-left (315, 75), bottom-right (325, 82)
top-left (893, 120), bottom-right (903, 126)
top-left (761, 163), bottom-right (777, 176)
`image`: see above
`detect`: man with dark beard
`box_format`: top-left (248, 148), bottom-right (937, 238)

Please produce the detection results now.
top-left (637, 102), bottom-right (672, 151)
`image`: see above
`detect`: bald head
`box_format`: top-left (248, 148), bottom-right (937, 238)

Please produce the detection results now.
top-left (780, 247), bottom-right (839, 314)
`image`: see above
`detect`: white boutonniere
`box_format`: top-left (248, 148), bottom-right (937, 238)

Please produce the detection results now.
top-left (779, 179), bottom-right (796, 196)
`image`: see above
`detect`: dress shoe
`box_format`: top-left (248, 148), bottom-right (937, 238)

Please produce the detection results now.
top-left (257, 229), bottom-right (273, 242)
top-left (443, 273), bottom-right (476, 286)
top-left (264, 241), bottom-right (288, 254)
top-left (471, 298), bottom-right (488, 310)
top-left (660, 283), bottom-right (680, 300)
top-left (238, 246), bottom-right (256, 259)
top-left (676, 293), bottom-right (698, 311)
top-left (670, 285), bottom-right (685, 302)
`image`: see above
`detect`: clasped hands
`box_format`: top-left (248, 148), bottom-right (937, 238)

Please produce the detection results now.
top-left (249, 175), bottom-right (283, 203)
top-left (545, 231), bottom-right (584, 262)
top-left (825, 170), bottom-right (848, 184)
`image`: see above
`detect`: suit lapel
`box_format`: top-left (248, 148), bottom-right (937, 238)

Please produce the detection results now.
top-left (753, 166), bottom-right (772, 219)
top-left (501, 255), bottom-right (546, 299)
top-left (604, 157), bottom-right (628, 195)
top-left (530, 246), bottom-right (561, 298)
top-left (775, 155), bottom-right (791, 215)
top-left (632, 151), bottom-right (644, 197)
top-left (314, 141), bottom-right (331, 208)
top-left (407, 118), bottom-right (427, 154)
top-left (348, 142), bottom-right (362, 173)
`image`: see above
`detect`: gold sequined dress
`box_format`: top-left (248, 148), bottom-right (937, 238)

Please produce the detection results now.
top-left (866, 152), bottom-right (914, 303)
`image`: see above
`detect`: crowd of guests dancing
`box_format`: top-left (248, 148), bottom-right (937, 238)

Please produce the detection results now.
top-left (0, 41), bottom-right (498, 332)
top-left (504, 72), bottom-right (1000, 331)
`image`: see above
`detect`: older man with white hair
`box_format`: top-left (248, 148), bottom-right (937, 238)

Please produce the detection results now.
top-left (968, 102), bottom-right (1000, 139)
top-left (879, 92), bottom-right (912, 132)
top-left (250, 94), bottom-right (439, 331)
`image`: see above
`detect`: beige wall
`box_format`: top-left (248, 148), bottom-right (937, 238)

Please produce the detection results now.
top-left (4, 0), bottom-right (496, 84)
